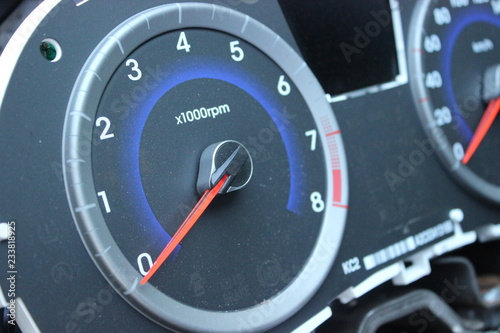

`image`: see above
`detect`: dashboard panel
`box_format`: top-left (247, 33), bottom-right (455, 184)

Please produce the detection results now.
top-left (0, 1), bottom-right (499, 332)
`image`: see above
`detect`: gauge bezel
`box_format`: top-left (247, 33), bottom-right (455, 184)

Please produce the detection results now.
top-left (62, 3), bottom-right (348, 332)
top-left (408, 0), bottom-right (500, 204)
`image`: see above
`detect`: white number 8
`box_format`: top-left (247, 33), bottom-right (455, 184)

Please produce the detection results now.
top-left (310, 192), bottom-right (325, 213)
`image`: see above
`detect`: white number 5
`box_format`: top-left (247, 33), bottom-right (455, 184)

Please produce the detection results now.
top-left (230, 41), bottom-right (244, 62)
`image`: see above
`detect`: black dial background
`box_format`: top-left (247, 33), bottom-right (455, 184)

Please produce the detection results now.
top-left (91, 29), bottom-right (326, 311)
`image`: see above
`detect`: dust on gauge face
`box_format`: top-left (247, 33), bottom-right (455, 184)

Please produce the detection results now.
top-left (63, 4), bottom-right (348, 332)
top-left (92, 29), bottom-right (326, 311)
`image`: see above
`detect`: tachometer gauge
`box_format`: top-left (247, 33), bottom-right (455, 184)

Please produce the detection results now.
top-left (409, 0), bottom-right (500, 204)
top-left (62, 3), bottom-right (348, 332)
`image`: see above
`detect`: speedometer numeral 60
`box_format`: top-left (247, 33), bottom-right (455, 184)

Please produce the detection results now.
top-left (424, 34), bottom-right (441, 53)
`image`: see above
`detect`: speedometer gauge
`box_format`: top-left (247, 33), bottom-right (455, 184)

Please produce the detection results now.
top-left (409, 0), bottom-right (500, 204)
top-left (62, 3), bottom-right (348, 332)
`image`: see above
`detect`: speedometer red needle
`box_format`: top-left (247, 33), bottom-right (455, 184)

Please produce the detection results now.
top-left (140, 174), bottom-right (229, 285)
top-left (462, 97), bottom-right (500, 164)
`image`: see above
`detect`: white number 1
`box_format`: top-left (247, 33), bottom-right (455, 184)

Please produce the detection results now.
top-left (97, 191), bottom-right (111, 213)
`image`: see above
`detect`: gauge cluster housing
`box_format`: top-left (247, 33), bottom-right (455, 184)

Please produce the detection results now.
top-left (0, 1), bottom-right (499, 332)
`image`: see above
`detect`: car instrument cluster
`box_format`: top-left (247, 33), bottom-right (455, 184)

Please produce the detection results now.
top-left (0, 1), bottom-right (499, 332)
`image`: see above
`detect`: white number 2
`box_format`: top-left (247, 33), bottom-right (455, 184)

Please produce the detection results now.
top-left (96, 116), bottom-right (115, 140)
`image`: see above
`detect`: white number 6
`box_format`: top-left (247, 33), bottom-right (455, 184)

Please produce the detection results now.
top-left (278, 75), bottom-right (291, 96)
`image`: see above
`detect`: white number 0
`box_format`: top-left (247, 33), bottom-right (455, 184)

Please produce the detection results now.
top-left (137, 253), bottom-right (153, 276)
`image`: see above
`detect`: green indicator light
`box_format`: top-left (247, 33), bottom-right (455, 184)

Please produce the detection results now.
top-left (40, 39), bottom-right (61, 62)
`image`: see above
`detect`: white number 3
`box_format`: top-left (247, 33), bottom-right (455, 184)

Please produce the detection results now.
top-left (126, 59), bottom-right (142, 81)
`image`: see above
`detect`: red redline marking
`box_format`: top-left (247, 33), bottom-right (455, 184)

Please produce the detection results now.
top-left (333, 169), bottom-right (341, 203)
top-left (333, 203), bottom-right (349, 209)
top-left (418, 97), bottom-right (430, 103)
top-left (326, 130), bottom-right (341, 137)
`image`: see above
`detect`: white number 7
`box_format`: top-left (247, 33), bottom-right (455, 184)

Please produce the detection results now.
top-left (305, 130), bottom-right (317, 151)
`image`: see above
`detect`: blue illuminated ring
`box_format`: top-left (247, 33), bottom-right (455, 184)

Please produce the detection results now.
top-left (62, 3), bottom-right (348, 332)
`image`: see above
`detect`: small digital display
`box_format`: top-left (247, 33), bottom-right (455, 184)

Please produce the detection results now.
top-left (279, 0), bottom-right (399, 96)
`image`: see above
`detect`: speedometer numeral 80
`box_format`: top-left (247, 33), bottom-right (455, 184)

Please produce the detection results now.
top-left (433, 7), bottom-right (451, 25)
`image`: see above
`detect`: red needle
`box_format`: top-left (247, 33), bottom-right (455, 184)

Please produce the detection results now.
top-left (140, 174), bottom-right (229, 285)
top-left (462, 97), bottom-right (500, 164)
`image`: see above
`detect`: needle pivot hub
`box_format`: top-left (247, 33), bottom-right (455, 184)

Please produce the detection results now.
top-left (483, 64), bottom-right (500, 102)
top-left (197, 140), bottom-right (253, 195)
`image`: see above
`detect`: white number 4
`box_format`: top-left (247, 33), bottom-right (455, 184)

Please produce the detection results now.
top-left (177, 32), bottom-right (191, 52)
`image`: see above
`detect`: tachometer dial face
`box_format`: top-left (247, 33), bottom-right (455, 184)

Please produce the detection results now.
top-left (409, 0), bottom-right (500, 204)
top-left (62, 3), bottom-right (348, 332)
